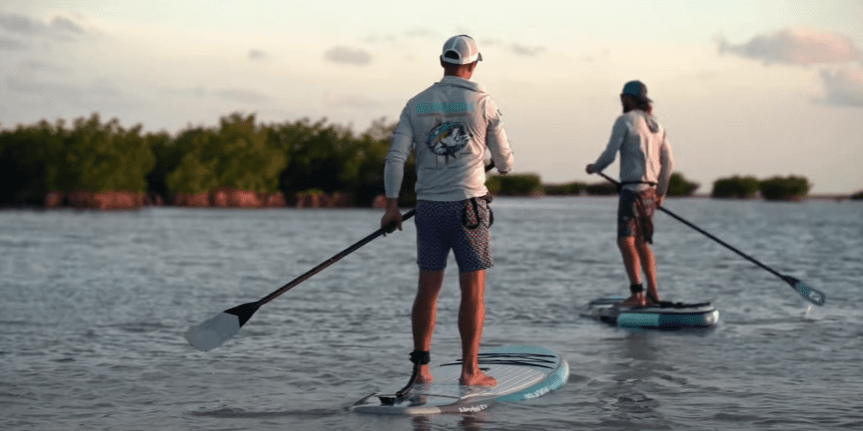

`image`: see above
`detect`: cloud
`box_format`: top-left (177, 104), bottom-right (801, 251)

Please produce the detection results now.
top-left (819, 68), bottom-right (863, 108)
top-left (324, 46), bottom-right (372, 65)
top-left (215, 88), bottom-right (268, 103)
top-left (0, 12), bottom-right (41, 35)
top-left (0, 35), bottom-right (26, 50)
top-left (248, 49), bottom-right (268, 61)
top-left (720, 28), bottom-right (859, 65)
top-left (6, 76), bottom-right (78, 102)
top-left (479, 38), bottom-right (503, 47)
top-left (24, 60), bottom-right (70, 74)
top-left (364, 28), bottom-right (437, 44)
top-left (436, 38), bottom-right (546, 57)
top-left (50, 15), bottom-right (85, 35)
top-left (0, 12), bottom-right (95, 41)
top-left (362, 33), bottom-right (395, 44)
top-left (462, 39), bottom-right (546, 58)
top-left (510, 44), bottom-right (546, 57)
top-left (5, 75), bottom-right (122, 107)
top-left (580, 48), bottom-right (610, 63)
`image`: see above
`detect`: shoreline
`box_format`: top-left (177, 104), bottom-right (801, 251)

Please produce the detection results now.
top-left (3, 191), bottom-right (859, 211)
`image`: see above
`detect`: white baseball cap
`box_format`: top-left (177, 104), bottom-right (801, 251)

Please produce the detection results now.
top-left (440, 35), bottom-right (483, 65)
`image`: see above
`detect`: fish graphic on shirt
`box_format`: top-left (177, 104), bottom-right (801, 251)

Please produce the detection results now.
top-left (427, 122), bottom-right (470, 162)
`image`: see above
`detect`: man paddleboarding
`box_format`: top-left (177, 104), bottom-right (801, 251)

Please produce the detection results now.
top-left (586, 80), bottom-right (675, 307)
top-left (381, 35), bottom-right (514, 386)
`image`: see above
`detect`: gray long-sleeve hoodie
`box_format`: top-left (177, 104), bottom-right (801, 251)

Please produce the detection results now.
top-left (593, 110), bottom-right (675, 196)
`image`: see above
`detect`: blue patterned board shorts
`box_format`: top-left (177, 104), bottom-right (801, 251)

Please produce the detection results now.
top-left (618, 188), bottom-right (658, 243)
top-left (415, 198), bottom-right (494, 273)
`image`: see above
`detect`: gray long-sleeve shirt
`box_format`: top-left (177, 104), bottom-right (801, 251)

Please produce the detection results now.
top-left (384, 76), bottom-right (515, 201)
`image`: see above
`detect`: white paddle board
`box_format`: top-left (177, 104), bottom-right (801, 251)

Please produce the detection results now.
top-left (349, 345), bottom-right (569, 415)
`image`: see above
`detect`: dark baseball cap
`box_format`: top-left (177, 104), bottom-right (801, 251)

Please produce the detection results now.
top-left (622, 80), bottom-right (651, 103)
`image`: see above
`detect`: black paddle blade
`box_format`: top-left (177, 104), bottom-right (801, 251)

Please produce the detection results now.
top-left (784, 276), bottom-right (826, 306)
top-left (184, 302), bottom-right (261, 351)
top-left (225, 301), bottom-right (261, 327)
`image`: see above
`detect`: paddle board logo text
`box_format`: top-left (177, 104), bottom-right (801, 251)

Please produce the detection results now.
top-left (524, 386), bottom-right (551, 399)
top-left (458, 404), bottom-right (488, 413)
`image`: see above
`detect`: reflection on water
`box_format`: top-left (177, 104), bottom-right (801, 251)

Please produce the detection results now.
top-left (411, 411), bottom-right (488, 431)
top-left (1, 198), bottom-right (862, 430)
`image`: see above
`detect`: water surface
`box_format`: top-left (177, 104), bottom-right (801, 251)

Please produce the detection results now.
top-left (1, 197), bottom-right (861, 430)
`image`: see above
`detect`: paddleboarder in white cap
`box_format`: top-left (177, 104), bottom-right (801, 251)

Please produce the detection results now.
top-left (382, 34), bottom-right (514, 386)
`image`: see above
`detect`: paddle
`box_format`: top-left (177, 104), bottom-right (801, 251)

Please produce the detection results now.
top-left (183, 215), bottom-right (415, 351)
top-left (596, 172), bottom-right (826, 306)
top-left (185, 162), bottom-right (497, 351)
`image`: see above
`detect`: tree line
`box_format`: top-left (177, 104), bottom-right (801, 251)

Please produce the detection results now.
top-left (0, 112), bottom-right (854, 208)
top-left (503, 173), bottom-right (839, 201)
top-left (0, 112), bottom-right (417, 208)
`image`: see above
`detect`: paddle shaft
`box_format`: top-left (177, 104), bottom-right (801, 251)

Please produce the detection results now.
top-left (256, 209), bottom-right (416, 307)
top-left (256, 162), bottom-right (496, 308)
top-left (596, 172), bottom-right (820, 295)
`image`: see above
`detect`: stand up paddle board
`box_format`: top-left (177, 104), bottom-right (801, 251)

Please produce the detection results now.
top-left (350, 345), bottom-right (569, 415)
top-left (582, 295), bottom-right (719, 328)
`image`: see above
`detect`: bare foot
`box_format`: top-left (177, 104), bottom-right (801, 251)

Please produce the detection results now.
top-left (647, 290), bottom-right (662, 305)
top-left (620, 293), bottom-right (647, 307)
top-left (460, 370), bottom-right (497, 386)
top-left (415, 365), bottom-right (434, 384)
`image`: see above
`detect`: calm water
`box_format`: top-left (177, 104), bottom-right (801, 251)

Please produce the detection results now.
top-left (2, 197), bottom-right (862, 430)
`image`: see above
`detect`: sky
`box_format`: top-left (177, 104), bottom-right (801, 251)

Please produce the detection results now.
top-left (1, 0), bottom-right (862, 194)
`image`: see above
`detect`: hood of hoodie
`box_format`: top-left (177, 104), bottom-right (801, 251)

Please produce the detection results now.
top-left (638, 111), bottom-right (660, 133)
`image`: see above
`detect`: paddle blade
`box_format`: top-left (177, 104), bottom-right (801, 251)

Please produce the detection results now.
top-left (784, 276), bottom-right (826, 306)
top-left (184, 312), bottom-right (241, 351)
top-left (184, 302), bottom-right (260, 351)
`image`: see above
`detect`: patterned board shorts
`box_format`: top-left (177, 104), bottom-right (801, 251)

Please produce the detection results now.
top-left (414, 198), bottom-right (494, 273)
top-left (618, 188), bottom-right (658, 243)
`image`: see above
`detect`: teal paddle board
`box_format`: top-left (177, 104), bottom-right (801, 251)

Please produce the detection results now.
top-left (583, 295), bottom-right (719, 328)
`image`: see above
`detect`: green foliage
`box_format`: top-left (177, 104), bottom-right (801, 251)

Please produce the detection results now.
top-left (0, 119), bottom-right (63, 204)
top-left (264, 116), bottom-right (402, 206)
top-left (0, 114), bottom-right (155, 203)
top-left (165, 113), bottom-right (287, 194)
top-left (327, 117), bottom-right (402, 207)
top-left (165, 151), bottom-right (219, 195)
top-left (144, 131), bottom-right (178, 199)
top-left (585, 182), bottom-right (618, 196)
top-left (759, 175), bottom-right (811, 201)
top-left (486, 174), bottom-right (542, 196)
top-left (851, 190), bottom-right (863, 200)
top-left (711, 175), bottom-right (760, 199)
top-left (1, 112), bottom-right (403, 207)
top-left (667, 172), bottom-right (700, 197)
top-left (543, 182), bottom-right (587, 196)
top-left (270, 118), bottom-right (352, 195)
top-left (59, 114), bottom-right (156, 193)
